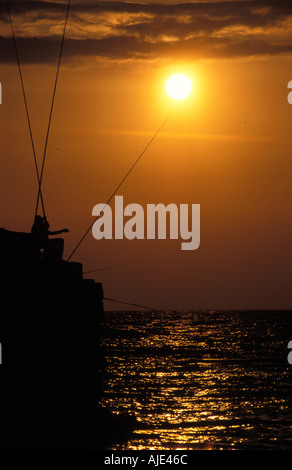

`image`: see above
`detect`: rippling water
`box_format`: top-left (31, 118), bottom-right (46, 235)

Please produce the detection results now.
top-left (100, 310), bottom-right (292, 450)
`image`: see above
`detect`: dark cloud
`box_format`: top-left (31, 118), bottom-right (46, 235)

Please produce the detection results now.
top-left (0, 1), bottom-right (291, 64)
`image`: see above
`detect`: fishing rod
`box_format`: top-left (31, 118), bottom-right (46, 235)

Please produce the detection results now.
top-left (7, 0), bottom-right (71, 220)
top-left (6, 0), bottom-right (46, 216)
top-left (67, 105), bottom-right (177, 261)
top-left (35, 0), bottom-right (71, 218)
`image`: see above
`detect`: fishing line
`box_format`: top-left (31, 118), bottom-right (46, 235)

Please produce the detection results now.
top-left (35, 0), bottom-right (71, 217)
top-left (67, 105), bottom-right (177, 261)
top-left (83, 265), bottom-right (126, 275)
top-left (104, 297), bottom-right (159, 312)
top-left (6, 0), bottom-right (45, 216)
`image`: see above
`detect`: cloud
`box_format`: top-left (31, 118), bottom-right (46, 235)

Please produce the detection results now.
top-left (0, 1), bottom-right (292, 64)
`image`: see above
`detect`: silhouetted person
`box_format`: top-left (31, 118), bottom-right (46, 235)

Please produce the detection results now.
top-left (31, 215), bottom-right (69, 260)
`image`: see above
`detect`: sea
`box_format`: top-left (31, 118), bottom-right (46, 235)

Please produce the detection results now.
top-left (100, 310), bottom-right (292, 451)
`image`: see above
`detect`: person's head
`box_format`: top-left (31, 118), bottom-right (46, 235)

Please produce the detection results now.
top-left (34, 215), bottom-right (49, 228)
top-left (34, 215), bottom-right (43, 225)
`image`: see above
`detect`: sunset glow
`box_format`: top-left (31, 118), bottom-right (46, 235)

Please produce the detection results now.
top-left (1, 1), bottom-right (291, 310)
top-left (1, 0), bottom-right (292, 452)
top-left (166, 74), bottom-right (192, 100)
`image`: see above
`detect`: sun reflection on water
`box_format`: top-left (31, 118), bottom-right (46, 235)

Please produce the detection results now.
top-left (100, 310), bottom-right (292, 450)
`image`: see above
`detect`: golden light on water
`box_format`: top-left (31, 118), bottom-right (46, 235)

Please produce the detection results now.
top-left (166, 74), bottom-right (192, 100)
top-left (101, 311), bottom-right (291, 451)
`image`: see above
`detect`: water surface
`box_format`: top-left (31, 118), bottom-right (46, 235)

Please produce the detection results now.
top-left (100, 310), bottom-right (292, 450)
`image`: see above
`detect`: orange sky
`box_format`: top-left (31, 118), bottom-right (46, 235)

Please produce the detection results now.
top-left (0, 1), bottom-right (291, 310)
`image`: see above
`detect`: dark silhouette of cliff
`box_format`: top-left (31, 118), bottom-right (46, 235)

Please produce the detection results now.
top-left (0, 227), bottom-right (135, 449)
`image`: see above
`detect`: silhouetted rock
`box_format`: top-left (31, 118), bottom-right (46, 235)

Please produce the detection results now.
top-left (0, 227), bottom-right (135, 449)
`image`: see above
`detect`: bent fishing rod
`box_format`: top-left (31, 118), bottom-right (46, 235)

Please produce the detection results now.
top-left (6, 0), bottom-right (45, 216)
top-left (7, 0), bottom-right (71, 220)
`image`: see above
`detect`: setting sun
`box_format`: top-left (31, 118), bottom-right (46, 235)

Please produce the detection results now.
top-left (166, 74), bottom-right (192, 100)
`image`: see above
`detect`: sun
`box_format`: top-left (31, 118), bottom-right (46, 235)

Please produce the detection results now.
top-left (166, 74), bottom-right (192, 100)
